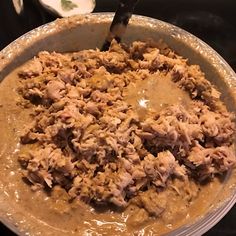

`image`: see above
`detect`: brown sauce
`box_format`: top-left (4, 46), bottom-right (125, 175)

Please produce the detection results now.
top-left (0, 65), bottom-right (232, 236)
top-left (123, 73), bottom-right (191, 119)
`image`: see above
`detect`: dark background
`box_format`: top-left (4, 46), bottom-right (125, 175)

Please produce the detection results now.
top-left (0, 0), bottom-right (236, 235)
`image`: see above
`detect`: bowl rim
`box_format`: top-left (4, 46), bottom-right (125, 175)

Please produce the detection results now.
top-left (0, 12), bottom-right (236, 236)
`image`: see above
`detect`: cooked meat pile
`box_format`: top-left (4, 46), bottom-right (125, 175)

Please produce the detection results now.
top-left (17, 40), bottom-right (236, 217)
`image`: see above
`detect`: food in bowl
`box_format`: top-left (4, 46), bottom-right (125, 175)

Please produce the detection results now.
top-left (0, 39), bottom-right (235, 235)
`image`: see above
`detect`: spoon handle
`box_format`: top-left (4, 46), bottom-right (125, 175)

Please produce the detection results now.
top-left (101, 0), bottom-right (139, 51)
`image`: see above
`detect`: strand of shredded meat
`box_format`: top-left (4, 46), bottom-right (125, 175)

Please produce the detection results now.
top-left (17, 40), bottom-right (236, 217)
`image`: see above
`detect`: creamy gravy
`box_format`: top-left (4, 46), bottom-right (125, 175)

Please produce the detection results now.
top-left (124, 74), bottom-right (191, 119)
top-left (0, 65), bottom-right (233, 236)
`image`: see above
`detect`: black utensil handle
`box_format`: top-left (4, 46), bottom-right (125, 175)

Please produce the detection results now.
top-left (101, 0), bottom-right (139, 51)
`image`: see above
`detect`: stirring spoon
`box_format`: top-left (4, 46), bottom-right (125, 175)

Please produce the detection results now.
top-left (101, 0), bottom-right (139, 51)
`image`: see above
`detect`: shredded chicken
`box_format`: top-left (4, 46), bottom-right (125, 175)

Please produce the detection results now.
top-left (17, 40), bottom-right (236, 217)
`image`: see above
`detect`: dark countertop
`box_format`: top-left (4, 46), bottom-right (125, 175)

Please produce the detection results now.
top-left (0, 0), bottom-right (236, 235)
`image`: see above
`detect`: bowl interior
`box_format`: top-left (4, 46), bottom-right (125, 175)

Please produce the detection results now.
top-left (0, 13), bottom-right (235, 236)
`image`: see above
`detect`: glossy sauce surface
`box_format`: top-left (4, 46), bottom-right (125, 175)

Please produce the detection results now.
top-left (124, 74), bottom-right (191, 119)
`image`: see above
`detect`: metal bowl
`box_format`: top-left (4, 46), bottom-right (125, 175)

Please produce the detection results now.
top-left (0, 13), bottom-right (236, 236)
